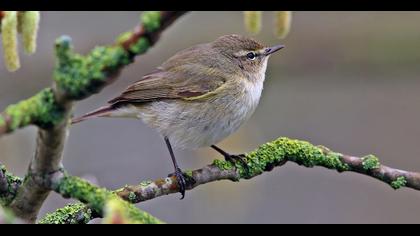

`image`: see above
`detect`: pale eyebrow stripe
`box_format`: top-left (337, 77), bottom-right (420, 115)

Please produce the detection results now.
top-left (233, 50), bottom-right (249, 57)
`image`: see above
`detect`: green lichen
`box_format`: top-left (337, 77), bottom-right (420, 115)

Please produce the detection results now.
top-left (38, 203), bottom-right (91, 224)
top-left (390, 176), bottom-right (407, 190)
top-left (141, 11), bottom-right (161, 32)
top-left (127, 192), bottom-right (137, 202)
top-left (140, 180), bottom-right (153, 187)
top-left (115, 31), bottom-right (132, 44)
top-left (53, 36), bottom-right (132, 100)
top-left (184, 170), bottom-right (193, 178)
top-left (129, 37), bottom-right (150, 55)
top-left (56, 175), bottom-right (110, 211)
top-left (56, 175), bottom-right (162, 224)
top-left (0, 116), bottom-right (5, 128)
top-left (362, 154), bottom-right (380, 171)
top-left (246, 138), bottom-right (349, 178)
top-left (213, 159), bottom-right (235, 171)
top-left (0, 164), bottom-right (22, 206)
top-left (4, 88), bottom-right (65, 131)
top-left (213, 137), bottom-right (351, 179)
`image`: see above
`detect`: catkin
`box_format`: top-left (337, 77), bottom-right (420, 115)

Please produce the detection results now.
top-left (20, 11), bottom-right (40, 54)
top-left (274, 11), bottom-right (292, 39)
top-left (1, 11), bottom-right (20, 72)
top-left (243, 11), bottom-right (262, 35)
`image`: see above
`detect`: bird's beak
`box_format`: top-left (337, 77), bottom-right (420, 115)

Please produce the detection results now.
top-left (263, 44), bottom-right (285, 56)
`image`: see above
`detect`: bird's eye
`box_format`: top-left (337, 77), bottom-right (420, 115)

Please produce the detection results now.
top-left (246, 52), bottom-right (256, 60)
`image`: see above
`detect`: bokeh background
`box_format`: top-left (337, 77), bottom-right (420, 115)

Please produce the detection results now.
top-left (1, 11), bottom-right (420, 223)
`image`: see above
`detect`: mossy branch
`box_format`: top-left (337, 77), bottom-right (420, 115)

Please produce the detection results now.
top-left (1, 11), bottom-right (186, 223)
top-left (0, 11), bottom-right (186, 136)
top-left (39, 136), bottom-right (420, 224)
top-left (37, 172), bottom-right (164, 224)
top-left (49, 174), bottom-right (163, 224)
top-left (0, 163), bottom-right (22, 206)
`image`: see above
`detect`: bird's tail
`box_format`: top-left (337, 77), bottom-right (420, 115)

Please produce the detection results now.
top-left (71, 105), bottom-right (115, 125)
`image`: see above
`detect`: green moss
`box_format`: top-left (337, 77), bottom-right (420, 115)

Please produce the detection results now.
top-left (129, 37), bottom-right (150, 54)
top-left (53, 36), bottom-right (132, 100)
top-left (141, 11), bottom-right (161, 32)
top-left (4, 88), bottom-right (65, 131)
top-left (390, 176), bottom-right (407, 190)
top-left (55, 175), bottom-right (162, 224)
top-left (38, 203), bottom-right (91, 224)
top-left (362, 154), bottom-right (380, 171)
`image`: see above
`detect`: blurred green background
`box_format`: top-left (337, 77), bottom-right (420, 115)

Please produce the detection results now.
top-left (1, 11), bottom-right (420, 223)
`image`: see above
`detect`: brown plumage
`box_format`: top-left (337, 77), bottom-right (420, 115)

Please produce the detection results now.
top-left (71, 34), bottom-right (284, 199)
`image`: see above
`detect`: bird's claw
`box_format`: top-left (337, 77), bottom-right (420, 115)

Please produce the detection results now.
top-left (224, 154), bottom-right (250, 174)
top-left (173, 168), bottom-right (187, 199)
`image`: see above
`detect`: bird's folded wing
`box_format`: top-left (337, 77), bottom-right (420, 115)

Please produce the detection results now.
top-left (108, 66), bottom-right (226, 105)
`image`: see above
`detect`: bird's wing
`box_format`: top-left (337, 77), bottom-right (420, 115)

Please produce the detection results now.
top-left (108, 44), bottom-right (228, 105)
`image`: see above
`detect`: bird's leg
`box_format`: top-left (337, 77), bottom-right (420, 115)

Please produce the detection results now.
top-left (164, 136), bottom-right (187, 199)
top-left (211, 145), bottom-right (249, 173)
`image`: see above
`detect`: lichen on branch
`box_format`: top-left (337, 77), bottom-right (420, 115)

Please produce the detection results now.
top-left (0, 12), bottom-right (185, 137)
top-left (52, 175), bottom-right (163, 224)
top-left (0, 88), bottom-right (65, 134)
top-left (38, 203), bottom-right (93, 224)
top-left (216, 137), bottom-right (350, 179)
top-left (0, 164), bottom-right (22, 206)
top-left (53, 36), bottom-right (132, 100)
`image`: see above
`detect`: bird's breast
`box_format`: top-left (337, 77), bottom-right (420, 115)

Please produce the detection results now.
top-left (138, 77), bottom-right (264, 149)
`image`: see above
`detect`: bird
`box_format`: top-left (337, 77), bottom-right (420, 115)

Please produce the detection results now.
top-left (72, 34), bottom-right (284, 199)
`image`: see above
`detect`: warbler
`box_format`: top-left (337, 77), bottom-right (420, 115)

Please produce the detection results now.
top-left (72, 34), bottom-right (284, 198)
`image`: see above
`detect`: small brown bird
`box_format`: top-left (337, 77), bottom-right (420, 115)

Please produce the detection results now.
top-left (72, 34), bottom-right (284, 198)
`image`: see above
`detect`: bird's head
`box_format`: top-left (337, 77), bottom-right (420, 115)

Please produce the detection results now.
top-left (211, 34), bottom-right (284, 79)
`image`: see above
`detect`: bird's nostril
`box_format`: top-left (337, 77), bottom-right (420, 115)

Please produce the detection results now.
top-left (265, 48), bottom-right (271, 53)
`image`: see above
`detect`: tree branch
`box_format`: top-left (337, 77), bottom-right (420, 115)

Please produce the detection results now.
top-left (31, 171), bottom-right (162, 224)
top-left (3, 11), bottom-right (186, 222)
top-left (39, 136), bottom-right (420, 224)
top-left (0, 163), bottom-right (22, 206)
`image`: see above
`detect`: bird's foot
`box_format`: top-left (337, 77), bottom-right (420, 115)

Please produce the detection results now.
top-left (223, 153), bottom-right (250, 174)
top-left (168, 168), bottom-right (187, 199)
